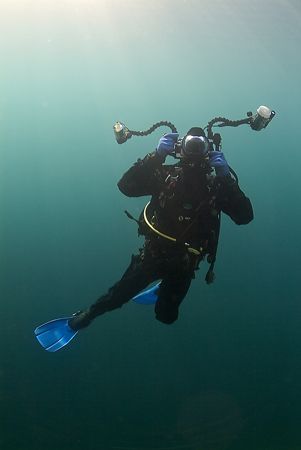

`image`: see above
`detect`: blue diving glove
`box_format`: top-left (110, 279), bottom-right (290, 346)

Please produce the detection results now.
top-left (209, 151), bottom-right (230, 177)
top-left (156, 133), bottom-right (179, 158)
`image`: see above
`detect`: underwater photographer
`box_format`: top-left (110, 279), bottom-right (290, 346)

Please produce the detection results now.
top-left (69, 127), bottom-right (254, 329)
top-left (34, 106), bottom-right (275, 351)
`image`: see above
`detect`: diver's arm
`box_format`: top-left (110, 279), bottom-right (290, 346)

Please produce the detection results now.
top-left (218, 176), bottom-right (254, 225)
top-left (117, 151), bottom-right (164, 197)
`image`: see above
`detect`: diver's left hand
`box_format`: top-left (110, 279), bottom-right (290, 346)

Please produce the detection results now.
top-left (208, 151), bottom-right (230, 177)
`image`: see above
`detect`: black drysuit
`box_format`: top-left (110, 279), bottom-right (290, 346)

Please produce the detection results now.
top-left (71, 151), bottom-right (253, 329)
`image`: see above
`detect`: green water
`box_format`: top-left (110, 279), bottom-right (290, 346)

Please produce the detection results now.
top-left (1, 0), bottom-right (301, 449)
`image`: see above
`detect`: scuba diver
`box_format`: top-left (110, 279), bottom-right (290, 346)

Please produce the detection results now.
top-left (34, 106), bottom-right (275, 351)
top-left (69, 128), bottom-right (253, 331)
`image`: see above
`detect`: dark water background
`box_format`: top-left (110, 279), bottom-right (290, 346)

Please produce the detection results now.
top-left (1, 1), bottom-right (301, 449)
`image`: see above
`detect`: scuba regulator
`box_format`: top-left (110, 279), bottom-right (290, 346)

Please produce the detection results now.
top-left (113, 105), bottom-right (275, 155)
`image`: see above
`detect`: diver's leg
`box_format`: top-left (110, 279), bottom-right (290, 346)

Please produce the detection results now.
top-left (70, 252), bottom-right (156, 330)
top-left (155, 275), bottom-right (192, 324)
top-left (155, 253), bottom-right (196, 324)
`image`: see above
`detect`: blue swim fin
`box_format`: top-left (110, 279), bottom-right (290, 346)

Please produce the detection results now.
top-left (132, 282), bottom-right (160, 305)
top-left (34, 317), bottom-right (78, 352)
top-left (34, 282), bottom-right (161, 352)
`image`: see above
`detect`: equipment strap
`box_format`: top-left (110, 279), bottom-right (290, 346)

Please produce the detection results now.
top-left (143, 202), bottom-right (202, 256)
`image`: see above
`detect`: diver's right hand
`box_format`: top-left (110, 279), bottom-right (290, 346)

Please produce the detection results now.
top-left (156, 133), bottom-right (179, 158)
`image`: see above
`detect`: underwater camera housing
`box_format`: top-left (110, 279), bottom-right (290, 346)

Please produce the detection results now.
top-left (113, 105), bottom-right (276, 157)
